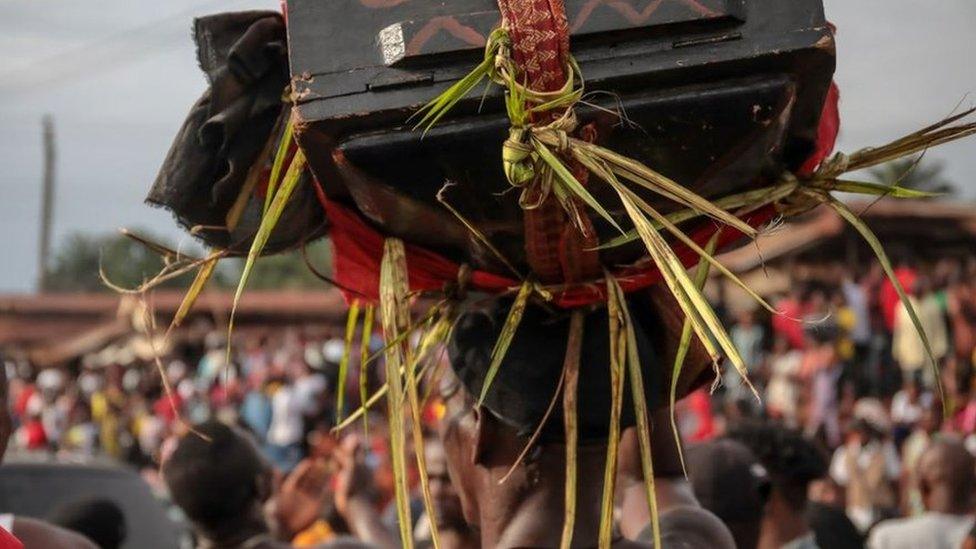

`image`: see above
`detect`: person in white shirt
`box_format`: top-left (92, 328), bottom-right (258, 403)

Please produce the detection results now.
top-left (766, 336), bottom-right (803, 427)
top-left (868, 437), bottom-right (975, 549)
top-left (266, 382), bottom-right (304, 472)
top-left (829, 415), bottom-right (900, 532)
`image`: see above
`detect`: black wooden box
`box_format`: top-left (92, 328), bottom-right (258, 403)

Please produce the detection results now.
top-left (287, 0), bottom-right (834, 271)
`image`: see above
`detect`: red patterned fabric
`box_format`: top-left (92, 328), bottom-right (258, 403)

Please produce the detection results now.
top-left (497, 0), bottom-right (602, 284)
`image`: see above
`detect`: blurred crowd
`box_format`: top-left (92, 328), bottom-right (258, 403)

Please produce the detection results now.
top-left (2, 257), bottom-right (976, 548)
top-left (706, 257), bottom-right (976, 449)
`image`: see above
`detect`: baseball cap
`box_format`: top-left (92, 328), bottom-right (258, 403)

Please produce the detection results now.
top-left (686, 439), bottom-right (770, 523)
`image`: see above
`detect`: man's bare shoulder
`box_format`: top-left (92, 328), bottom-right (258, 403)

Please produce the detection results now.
top-left (14, 517), bottom-right (98, 549)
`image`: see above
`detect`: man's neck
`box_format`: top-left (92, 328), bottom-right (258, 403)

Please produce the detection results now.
top-left (927, 488), bottom-right (975, 516)
top-left (478, 446), bottom-right (609, 548)
top-left (757, 505), bottom-right (809, 549)
top-left (436, 525), bottom-right (480, 549)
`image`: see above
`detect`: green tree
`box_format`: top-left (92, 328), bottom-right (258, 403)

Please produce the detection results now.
top-left (869, 158), bottom-right (956, 196)
top-left (45, 230), bottom-right (196, 292)
top-left (44, 230), bottom-right (333, 293)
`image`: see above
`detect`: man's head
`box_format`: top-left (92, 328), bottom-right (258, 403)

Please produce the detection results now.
top-left (917, 437), bottom-right (976, 514)
top-left (686, 439), bottom-right (769, 549)
top-left (48, 498), bottom-right (127, 549)
top-left (640, 506), bottom-right (737, 549)
top-left (727, 421), bottom-right (827, 519)
top-left (423, 436), bottom-right (466, 530)
top-left (161, 421), bottom-right (272, 536)
top-left (440, 295), bottom-right (670, 524)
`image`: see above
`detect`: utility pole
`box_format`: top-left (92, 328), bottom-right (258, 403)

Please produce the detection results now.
top-left (37, 115), bottom-right (56, 292)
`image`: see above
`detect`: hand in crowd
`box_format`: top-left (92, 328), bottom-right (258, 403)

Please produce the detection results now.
top-left (274, 458), bottom-right (332, 540)
top-left (332, 434), bottom-right (397, 549)
top-left (333, 435), bottom-right (374, 516)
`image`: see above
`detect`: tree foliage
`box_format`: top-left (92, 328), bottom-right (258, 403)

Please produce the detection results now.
top-left (44, 230), bottom-right (332, 293)
top-left (869, 158), bottom-right (956, 196)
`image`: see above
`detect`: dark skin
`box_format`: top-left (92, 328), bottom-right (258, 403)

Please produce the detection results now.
top-left (437, 368), bottom-right (728, 548)
top-left (908, 439), bottom-right (976, 549)
top-left (617, 422), bottom-right (736, 549)
top-left (424, 439), bottom-right (478, 549)
top-left (437, 380), bottom-right (641, 548)
top-left (11, 518), bottom-right (99, 549)
top-left (755, 490), bottom-right (810, 549)
top-left (917, 438), bottom-right (976, 516)
top-left (191, 465), bottom-right (289, 549)
top-left (162, 428), bottom-right (383, 549)
top-left (616, 420), bottom-right (698, 540)
top-left (274, 458), bottom-right (333, 541)
top-left (331, 435), bottom-right (399, 549)
top-left (217, 435), bottom-right (393, 549)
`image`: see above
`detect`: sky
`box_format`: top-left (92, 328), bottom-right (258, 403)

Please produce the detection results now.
top-left (0, 0), bottom-right (974, 293)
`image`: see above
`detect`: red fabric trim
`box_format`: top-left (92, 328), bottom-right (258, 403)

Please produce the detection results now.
top-left (0, 527), bottom-right (22, 549)
top-left (324, 199), bottom-right (514, 305)
top-left (324, 191), bottom-right (774, 307)
top-left (798, 82), bottom-right (840, 176)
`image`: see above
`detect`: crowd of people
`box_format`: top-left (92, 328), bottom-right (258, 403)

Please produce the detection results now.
top-left (2, 257), bottom-right (976, 548)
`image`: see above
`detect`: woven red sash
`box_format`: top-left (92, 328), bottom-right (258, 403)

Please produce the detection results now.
top-left (497, 0), bottom-right (602, 284)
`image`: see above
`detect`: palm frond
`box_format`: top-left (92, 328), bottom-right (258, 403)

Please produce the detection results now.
top-left (608, 275), bottom-right (661, 548)
top-left (359, 304), bottom-right (375, 436)
top-left (533, 138), bottom-right (623, 234)
top-left (411, 28), bottom-right (509, 134)
top-left (405, 313), bottom-right (442, 549)
top-left (264, 113), bottom-right (296, 215)
top-left (336, 301), bottom-right (361, 423)
top-left (478, 281), bottom-right (535, 406)
top-left (828, 198), bottom-right (946, 408)
top-left (380, 238), bottom-right (414, 549)
top-left (559, 311), bottom-right (584, 549)
top-left (669, 233), bottom-right (719, 476)
top-left (168, 256), bottom-right (219, 335)
top-left (595, 181), bottom-right (797, 250)
top-left (227, 149), bottom-right (307, 362)
top-left (601, 278), bottom-right (627, 547)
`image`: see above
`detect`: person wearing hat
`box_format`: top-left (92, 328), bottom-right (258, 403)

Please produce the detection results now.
top-left (727, 421), bottom-right (836, 549)
top-left (685, 439), bottom-right (770, 549)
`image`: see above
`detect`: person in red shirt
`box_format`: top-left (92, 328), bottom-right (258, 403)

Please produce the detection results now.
top-left (773, 289), bottom-right (807, 350)
top-left (879, 264), bottom-right (919, 333)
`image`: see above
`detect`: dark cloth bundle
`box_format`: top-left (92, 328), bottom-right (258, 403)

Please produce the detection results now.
top-left (448, 287), bottom-right (714, 441)
top-left (147, 11), bottom-right (326, 253)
